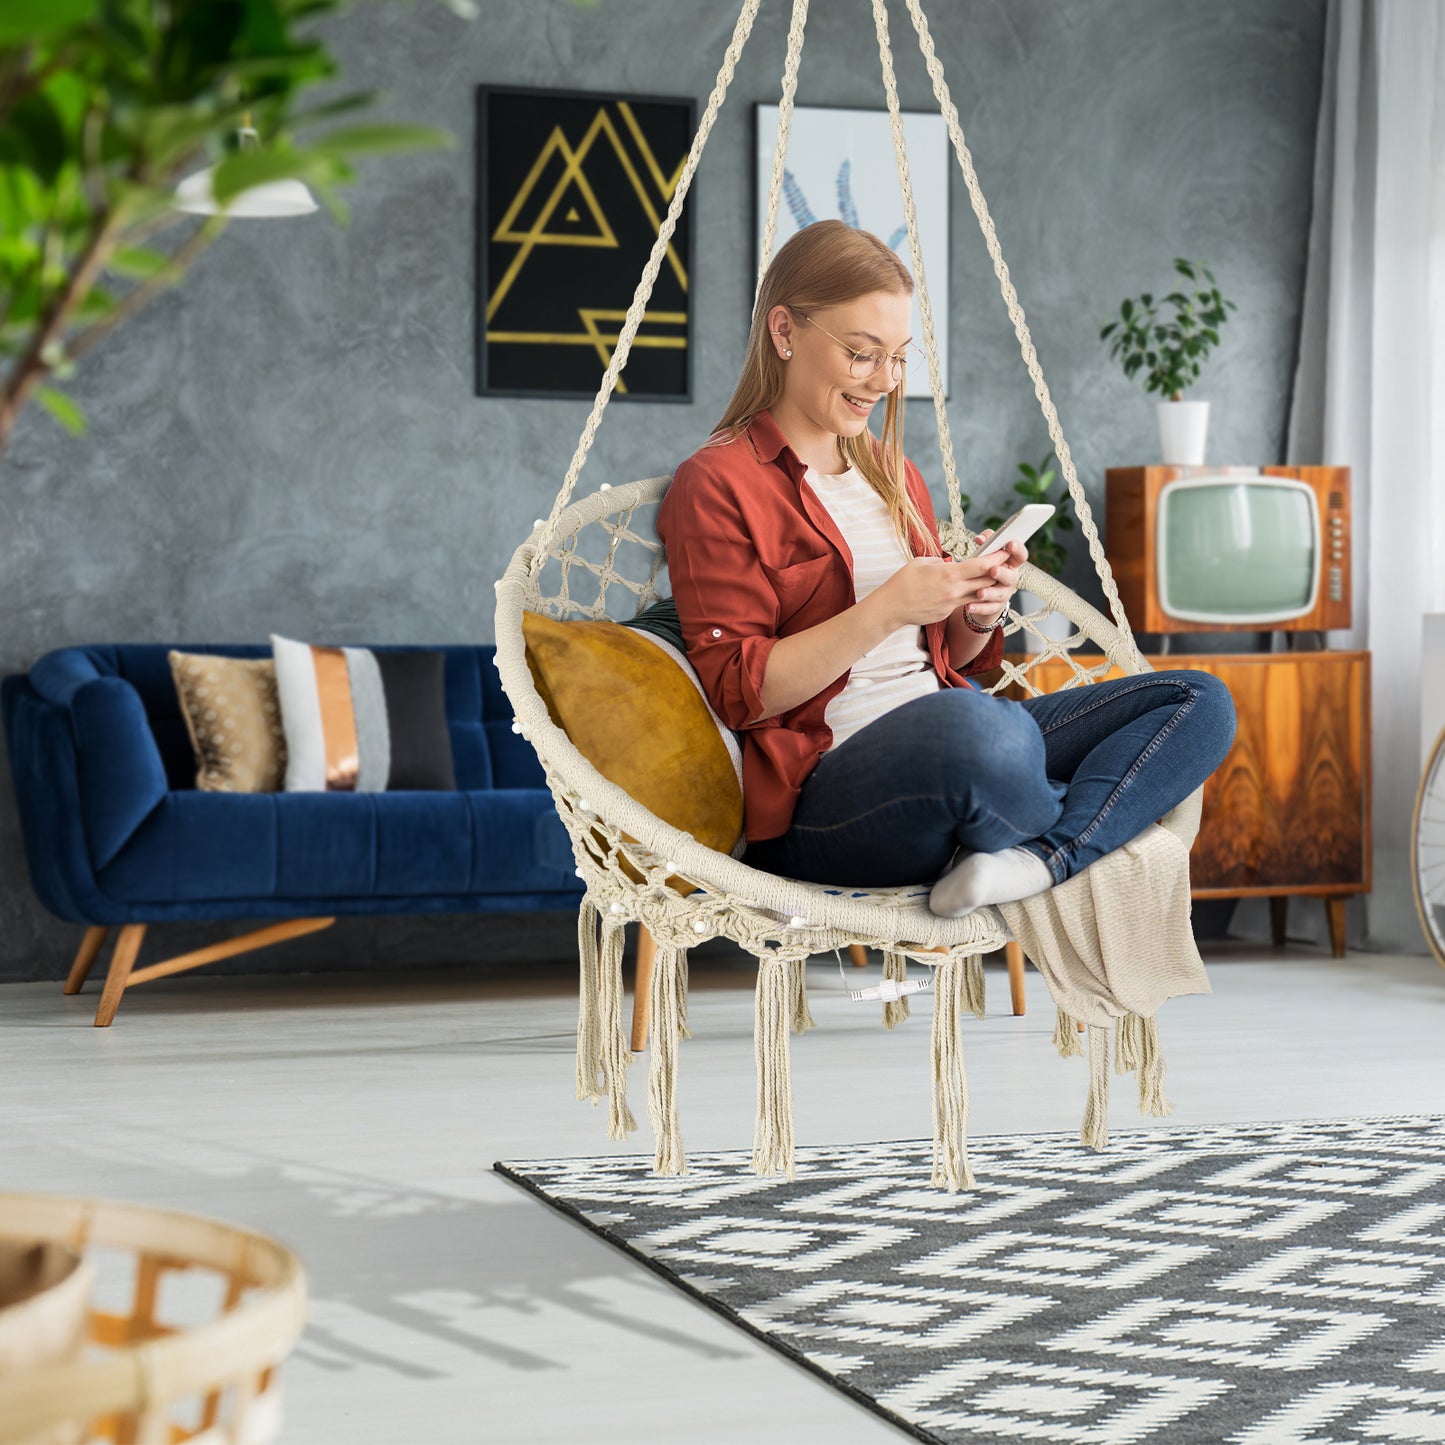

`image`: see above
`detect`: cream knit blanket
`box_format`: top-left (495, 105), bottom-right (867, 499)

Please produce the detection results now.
top-left (993, 812), bottom-right (1211, 1155)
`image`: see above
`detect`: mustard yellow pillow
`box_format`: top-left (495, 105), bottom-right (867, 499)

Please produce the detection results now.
top-left (168, 651), bottom-right (288, 793)
top-left (521, 611), bottom-right (745, 881)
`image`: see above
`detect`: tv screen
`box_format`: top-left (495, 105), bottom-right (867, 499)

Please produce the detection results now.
top-left (1159, 478), bottom-right (1319, 623)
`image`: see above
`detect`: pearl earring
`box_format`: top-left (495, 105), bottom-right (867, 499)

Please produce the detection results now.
top-left (783, 349), bottom-right (792, 358)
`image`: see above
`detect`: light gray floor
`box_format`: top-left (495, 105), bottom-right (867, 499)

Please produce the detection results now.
top-left (3, 940), bottom-right (1443, 1443)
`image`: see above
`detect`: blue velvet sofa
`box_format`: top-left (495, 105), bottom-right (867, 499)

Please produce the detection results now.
top-left (2, 643), bottom-right (584, 1025)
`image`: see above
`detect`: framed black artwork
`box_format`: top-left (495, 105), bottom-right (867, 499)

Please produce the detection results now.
top-left (476, 86), bottom-right (696, 402)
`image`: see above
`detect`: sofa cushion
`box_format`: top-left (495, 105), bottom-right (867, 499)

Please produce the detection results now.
top-left (94, 788), bottom-right (578, 903)
top-left (271, 636), bottom-right (456, 792)
top-left (169, 651), bottom-right (288, 793)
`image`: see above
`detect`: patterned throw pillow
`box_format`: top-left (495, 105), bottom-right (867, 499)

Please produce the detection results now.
top-left (270, 636), bottom-right (456, 792)
top-left (168, 651), bottom-right (288, 793)
top-left (521, 602), bottom-right (746, 881)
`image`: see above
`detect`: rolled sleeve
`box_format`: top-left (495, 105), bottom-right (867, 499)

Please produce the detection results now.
top-left (658, 461), bottom-right (785, 731)
top-left (963, 620), bottom-right (1006, 677)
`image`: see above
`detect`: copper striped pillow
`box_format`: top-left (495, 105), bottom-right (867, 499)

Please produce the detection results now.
top-left (270, 635), bottom-right (456, 792)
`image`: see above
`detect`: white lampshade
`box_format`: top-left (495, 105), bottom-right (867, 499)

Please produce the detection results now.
top-left (173, 165), bottom-right (318, 217)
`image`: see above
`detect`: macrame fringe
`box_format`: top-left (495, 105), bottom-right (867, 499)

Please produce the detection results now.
top-left (964, 951), bottom-right (986, 1018)
top-left (1080, 1023), bottom-right (1111, 1149)
top-left (1115, 1011), bottom-right (1141, 1073)
top-left (598, 916), bottom-right (637, 1140)
top-left (1052, 1006), bottom-right (1084, 1057)
top-left (575, 902), bottom-right (604, 1104)
top-left (676, 945), bottom-right (692, 1041)
top-left (882, 950), bottom-right (910, 1029)
top-left (790, 955), bottom-right (815, 1034)
top-left (1121, 1012), bottom-right (1174, 1117)
top-left (930, 955), bottom-right (977, 1191)
top-left (647, 944), bottom-right (687, 1175)
top-left (753, 959), bottom-right (797, 1180)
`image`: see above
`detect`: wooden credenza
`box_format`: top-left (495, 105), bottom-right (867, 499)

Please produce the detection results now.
top-left (999, 651), bottom-right (1372, 956)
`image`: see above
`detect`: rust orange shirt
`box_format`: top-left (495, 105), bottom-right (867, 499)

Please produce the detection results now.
top-left (657, 408), bottom-right (1004, 843)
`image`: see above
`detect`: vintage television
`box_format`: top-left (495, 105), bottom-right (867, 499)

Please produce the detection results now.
top-left (1105, 465), bottom-right (1352, 634)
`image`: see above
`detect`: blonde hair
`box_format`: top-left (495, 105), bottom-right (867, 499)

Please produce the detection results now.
top-left (704, 219), bottom-right (940, 558)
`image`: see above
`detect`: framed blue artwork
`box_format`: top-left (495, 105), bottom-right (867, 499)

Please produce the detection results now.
top-left (753, 103), bottom-right (950, 400)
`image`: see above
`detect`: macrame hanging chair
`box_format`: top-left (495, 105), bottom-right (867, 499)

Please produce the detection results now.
top-left (493, 0), bottom-right (1203, 1191)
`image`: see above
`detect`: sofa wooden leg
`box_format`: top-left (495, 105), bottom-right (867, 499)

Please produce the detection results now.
top-left (95, 925), bottom-right (147, 1027)
top-left (126, 917), bottom-right (335, 988)
top-left (1004, 940), bottom-right (1027, 1016)
top-left (88, 918), bottom-right (336, 1026)
top-left (848, 944), bottom-right (869, 968)
top-left (630, 924), bottom-right (657, 1054)
top-left (65, 926), bottom-right (109, 995)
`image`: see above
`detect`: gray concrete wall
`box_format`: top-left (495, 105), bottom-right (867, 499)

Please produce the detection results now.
top-left (0, 0), bottom-right (1327, 983)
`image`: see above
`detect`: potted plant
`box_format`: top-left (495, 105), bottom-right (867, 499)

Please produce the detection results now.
top-left (1100, 258), bottom-right (1237, 465)
top-left (0, 0), bottom-right (467, 465)
top-left (984, 452), bottom-right (1073, 653)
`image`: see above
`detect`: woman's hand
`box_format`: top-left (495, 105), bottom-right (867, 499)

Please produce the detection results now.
top-left (966, 528), bottom-right (1027, 622)
top-left (875, 532), bottom-right (1027, 630)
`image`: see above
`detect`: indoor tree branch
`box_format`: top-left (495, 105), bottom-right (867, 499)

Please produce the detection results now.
top-left (0, 212), bottom-right (122, 456)
top-left (66, 215), bottom-right (228, 365)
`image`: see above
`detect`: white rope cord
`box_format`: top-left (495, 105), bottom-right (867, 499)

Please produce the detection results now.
top-left (647, 942), bottom-right (687, 1173)
top-left (755, 0), bottom-right (811, 301)
top-left (900, 0), bottom-right (1139, 656)
top-left (597, 915), bottom-right (636, 1139)
top-left (575, 901), bottom-right (603, 1104)
top-left (870, 0), bottom-right (967, 552)
top-left (881, 949), bottom-right (910, 1029)
top-left (1081, 1023), bottom-right (1112, 1148)
top-left (753, 957), bottom-right (799, 1179)
top-left (930, 956), bottom-right (976, 1190)
top-left (790, 955), bottom-right (816, 1034)
top-left (529, 0), bottom-right (767, 576)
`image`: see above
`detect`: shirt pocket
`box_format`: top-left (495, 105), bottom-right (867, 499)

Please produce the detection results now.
top-left (761, 552), bottom-right (836, 617)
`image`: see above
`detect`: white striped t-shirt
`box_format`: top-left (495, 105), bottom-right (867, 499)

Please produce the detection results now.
top-left (804, 464), bottom-right (944, 751)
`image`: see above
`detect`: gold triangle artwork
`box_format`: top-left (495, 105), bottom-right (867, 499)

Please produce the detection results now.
top-left (476, 87), bottom-right (694, 400)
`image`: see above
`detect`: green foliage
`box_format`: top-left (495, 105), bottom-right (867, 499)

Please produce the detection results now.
top-left (1099, 258), bottom-right (1238, 401)
top-left (984, 452), bottom-right (1073, 577)
top-left (0, 0), bottom-right (458, 450)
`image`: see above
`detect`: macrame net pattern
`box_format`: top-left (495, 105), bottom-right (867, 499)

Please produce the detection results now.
top-left (492, 0), bottom-right (1198, 1190)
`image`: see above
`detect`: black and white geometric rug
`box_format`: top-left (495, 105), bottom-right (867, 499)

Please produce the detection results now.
top-left (496, 1114), bottom-right (1445, 1444)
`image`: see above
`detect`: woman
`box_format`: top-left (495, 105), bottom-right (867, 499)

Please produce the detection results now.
top-left (656, 221), bottom-right (1235, 914)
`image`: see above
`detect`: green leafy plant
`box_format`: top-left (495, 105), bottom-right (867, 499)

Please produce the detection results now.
top-left (1099, 258), bottom-right (1238, 401)
top-left (0, 0), bottom-right (463, 461)
top-left (985, 452), bottom-right (1073, 577)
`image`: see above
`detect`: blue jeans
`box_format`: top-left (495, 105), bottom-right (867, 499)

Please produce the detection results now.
top-left (740, 670), bottom-right (1237, 887)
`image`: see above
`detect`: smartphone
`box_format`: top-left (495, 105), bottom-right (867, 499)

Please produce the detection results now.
top-left (976, 502), bottom-right (1055, 561)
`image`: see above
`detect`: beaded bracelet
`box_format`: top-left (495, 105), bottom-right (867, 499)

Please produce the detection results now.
top-left (962, 604), bottom-right (1006, 634)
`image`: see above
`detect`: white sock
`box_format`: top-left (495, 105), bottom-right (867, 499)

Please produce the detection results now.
top-left (929, 845), bottom-right (1054, 916)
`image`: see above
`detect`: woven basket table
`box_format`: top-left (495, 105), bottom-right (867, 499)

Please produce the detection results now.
top-left (0, 1194), bottom-right (307, 1445)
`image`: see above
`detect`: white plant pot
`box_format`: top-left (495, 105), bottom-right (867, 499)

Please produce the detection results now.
top-left (1157, 398), bottom-right (1210, 465)
top-left (1013, 589), bottom-right (1073, 654)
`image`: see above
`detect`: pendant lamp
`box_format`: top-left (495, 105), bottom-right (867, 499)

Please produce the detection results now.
top-left (173, 116), bottom-right (318, 218)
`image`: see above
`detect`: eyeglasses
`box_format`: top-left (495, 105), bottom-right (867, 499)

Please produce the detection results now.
top-left (795, 311), bottom-right (922, 382)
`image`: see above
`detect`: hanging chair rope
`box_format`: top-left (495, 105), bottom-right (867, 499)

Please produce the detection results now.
top-left (529, 0), bottom-right (768, 575)
top-left (756, 0), bottom-right (812, 296)
top-left (869, 0), bottom-right (963, 554)
top-left (897, 0), bottom-right (1138, 656)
